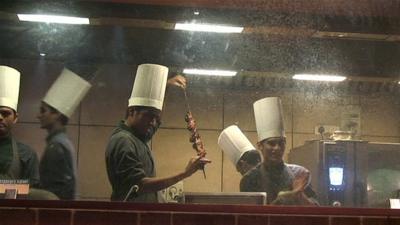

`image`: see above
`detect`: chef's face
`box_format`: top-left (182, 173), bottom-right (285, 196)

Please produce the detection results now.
top-left (0, 106), bottom-right (17, 138)
top-left (130, 106), bottom-right (161, 141)
top-left (37, 102), bottom-right (61, 129)
top-left (258, 137), bottom-right (286, 164)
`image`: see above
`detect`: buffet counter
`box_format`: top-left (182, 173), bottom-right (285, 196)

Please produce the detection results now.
top-left (0, 199), bottom-right (399, 225)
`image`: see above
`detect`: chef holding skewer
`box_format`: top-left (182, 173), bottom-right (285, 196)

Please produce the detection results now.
top-left (105, 64), bottom-right (210, 203)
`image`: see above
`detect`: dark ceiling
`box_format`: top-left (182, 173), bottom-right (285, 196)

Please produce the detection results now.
top-left (0, 0), bottom-right (400, 83)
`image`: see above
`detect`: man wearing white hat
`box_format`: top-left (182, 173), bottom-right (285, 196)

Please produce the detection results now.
top-left (218, 125), bottom-right (261, 176)
top-left (105, 64), bottom-right (209, 203)
top-left (0, 66), bottom-right (40, 186)
top-left (240, 97), bottom-right (318, 205)
top-left (37, 68), bottom-right (91, 200)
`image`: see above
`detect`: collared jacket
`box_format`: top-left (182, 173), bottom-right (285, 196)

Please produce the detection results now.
top-left (240, 163), bottom-right (318, 205)
top-left (0, 136), bottom-right (40, 187)
top-left (39, 129), bottom-right (77, 200)
top-left (105, 121), bottom-right (158, 202)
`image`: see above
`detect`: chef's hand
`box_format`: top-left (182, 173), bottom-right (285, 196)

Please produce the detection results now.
top-left (274, 190), bottom-right (316, 206)
top-left (184, 156), bottom-right (211, 177)
top-left (167, 74), bottom-right (187, 89)
top-left (292, 171), bottom-right (310, 193)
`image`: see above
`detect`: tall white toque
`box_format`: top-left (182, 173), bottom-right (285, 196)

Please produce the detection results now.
top-left (43, 68), bottom-right (92, 118)
top-left (0, 66), bottom-right (20, 111)
top-left (253, 97), bottom-right (286, 142)
top-left (128, 64), bottom-right (168, 110)
top-left (218, 125), bottom-right (256, 166)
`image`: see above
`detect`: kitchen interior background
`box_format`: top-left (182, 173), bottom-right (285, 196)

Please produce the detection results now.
top-left (2, 59), bottom-right (399, 200)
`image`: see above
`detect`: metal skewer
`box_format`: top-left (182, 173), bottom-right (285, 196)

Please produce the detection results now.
top-left (182, 88), bottom-right (207, 179)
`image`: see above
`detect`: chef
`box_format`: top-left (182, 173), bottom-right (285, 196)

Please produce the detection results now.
top-left (105, 64), bottom-right (209, 203)
top-left (0, 66), bottom-right (40, 186)
top-left (240, 97), bottom-right (318, 205)
top-left (37, 68), bottom-right (91, 200)
top-left (218, 125), bottom-right (261, 176)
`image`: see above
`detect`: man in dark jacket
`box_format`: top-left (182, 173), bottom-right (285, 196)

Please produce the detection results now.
top-left (0, 65), bottom-right (40, 187)
top-left (37, 68), bottom-right (91, 200)
top-left (240, 97), bottom-right (318, 205)
top-left (106, 64), bottom-right (209, 202)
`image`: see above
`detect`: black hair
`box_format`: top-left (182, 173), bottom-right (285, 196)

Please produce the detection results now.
top-left (125, 106), bottom-right (147, 119)
top-left (240, 150), bottom-right (261, 166)
top-left (125, 106), bottom-right (159, 119)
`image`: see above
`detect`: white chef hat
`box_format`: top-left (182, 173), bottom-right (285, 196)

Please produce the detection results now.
top-left (43, 68), bottom-right (92, 118)
top-left (253, 97), bottom-right (285, 142)
top-left (218, 125), bottom-right (256, 166)
top-left (128, 64), bottom-right (168, 110)
top-left (0, 66), bottom-right (20, 111)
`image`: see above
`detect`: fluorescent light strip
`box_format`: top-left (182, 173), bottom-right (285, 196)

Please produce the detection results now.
top-left (183, 69), bottom-right (237, 76)
top-left (17, 14), bottom-right (89, 25)
top-left (293, 74), bottom-right (347, 82)
top-left (175, 23), bottom-right (243, 33)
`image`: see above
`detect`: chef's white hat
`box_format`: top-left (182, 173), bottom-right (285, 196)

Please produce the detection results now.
top-left (218, 125), bottom-right (256, 166)
top-left (253, 97), bottom-right (285, 142)
top-left (43, 68), bottom-right (91, 118)
top-left (0, 66), bottom-right (20, 111)
top-left (128, 64), bottom-right (168, 110)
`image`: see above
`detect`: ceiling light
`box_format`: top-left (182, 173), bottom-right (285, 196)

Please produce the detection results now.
top-left (39, 53), bottom-right (46, 56)
top-left (17, 14), bottom-right (89, 25)
top-left (194, 11), bottom-right (200, 15)
top-left (175, 23), bottom-right (243, 33)
top-left (183, 69), bottom-right (237, 76)
top-left (293, 74), bottom-right (347, 82)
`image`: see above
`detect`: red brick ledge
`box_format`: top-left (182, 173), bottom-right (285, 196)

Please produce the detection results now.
top-left (0, 199), bottom-right (399, 217)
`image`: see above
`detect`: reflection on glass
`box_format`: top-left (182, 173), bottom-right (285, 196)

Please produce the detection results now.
top-left (0, 1), bottom-right (398, 209)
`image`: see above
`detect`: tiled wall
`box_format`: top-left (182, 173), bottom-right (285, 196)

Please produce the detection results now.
top-left (1, 203), bottom-right (400, 225)
top-left (2, 59), bottom-right (399, 200)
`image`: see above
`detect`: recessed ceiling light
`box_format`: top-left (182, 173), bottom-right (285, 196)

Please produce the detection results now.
top-left (293, 74), bottom-right (347, 82)
top-left (175, 23), bottom-right (243, 33)
top-left (39, 53), bottom-right (46, 56)
top-left (183, 69), bottom-right (237, 76)
top-left (17, 14), bottom-right (89, 25)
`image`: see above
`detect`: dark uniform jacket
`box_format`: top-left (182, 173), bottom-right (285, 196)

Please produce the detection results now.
top-left (39, 129), bottom-right (77, 200)
top-left (240, 162), bottom-right (318, 205)
top-left (105, 121), bottom-right (158, 202)
top-left (0, 136), bottom-right (40, 187)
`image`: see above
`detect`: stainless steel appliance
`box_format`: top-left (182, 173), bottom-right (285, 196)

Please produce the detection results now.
top-left (289, 140), bottom-right (400, 207)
